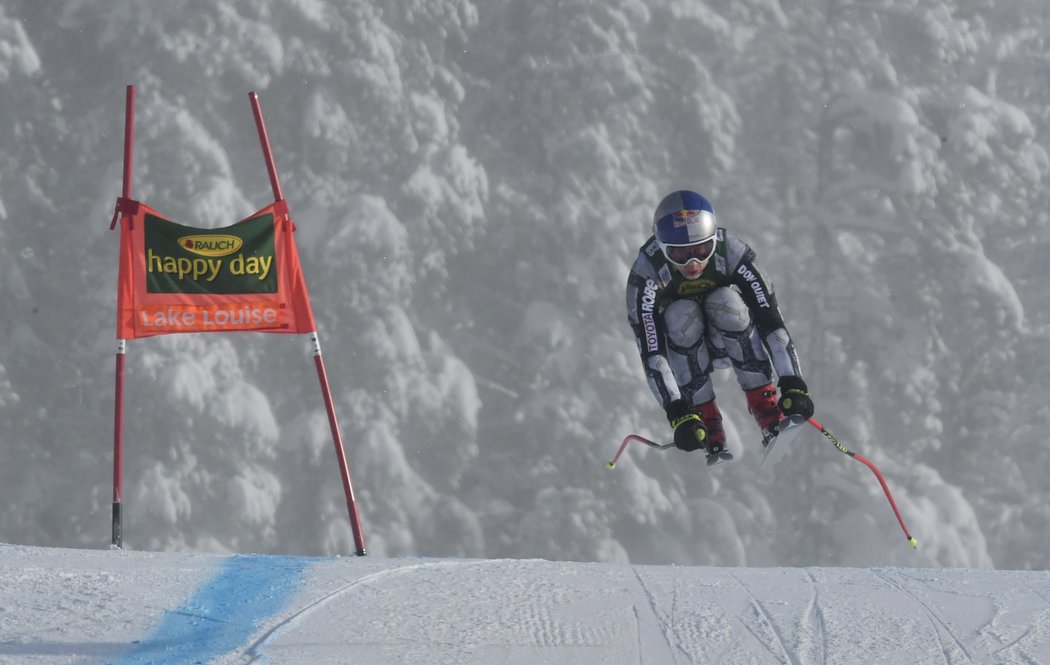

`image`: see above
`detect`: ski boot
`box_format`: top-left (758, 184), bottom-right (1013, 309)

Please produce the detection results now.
top-left (696, 400), bottom-right (732, 467)
top-left (745, 383), bottom-right (782, 449)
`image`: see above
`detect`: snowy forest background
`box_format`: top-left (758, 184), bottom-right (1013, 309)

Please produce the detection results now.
top-left (1, 0), bottom-right (1048, 570)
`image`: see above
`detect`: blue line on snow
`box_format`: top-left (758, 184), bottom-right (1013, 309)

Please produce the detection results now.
top-left (114, 554), bottom-right (315, 665)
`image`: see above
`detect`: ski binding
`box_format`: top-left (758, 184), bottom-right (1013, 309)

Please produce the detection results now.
top-left (706, 451), bottom-right (734, 467)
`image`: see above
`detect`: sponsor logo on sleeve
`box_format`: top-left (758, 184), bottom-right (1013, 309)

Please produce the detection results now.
top-left (736, 264), bottom-right (770, 308)
top-left (641, 279), bottom-right (660, 353)
top-left (714, 253), bottom-right (726, 274)
top-left (658, 265), bottom-right (672, 286)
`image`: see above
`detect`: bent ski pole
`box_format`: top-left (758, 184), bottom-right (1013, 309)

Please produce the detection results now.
top-left (808, 417), bottom-right (917, 549)
top-left (606, 434), bottom-right (674, 469)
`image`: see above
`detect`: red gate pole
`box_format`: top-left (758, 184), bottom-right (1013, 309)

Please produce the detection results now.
top-left (249, 91), bottom-right (284, 202)
top-left (310, 333), bottom-right (367, 556)
top-left (249, 91), bottom-right (367, 556)
top-left (112, 84), bottom-right (135, 549)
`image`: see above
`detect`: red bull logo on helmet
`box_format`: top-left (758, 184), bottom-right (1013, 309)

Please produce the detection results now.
top-left (672, 210), bottom-right (703, 228)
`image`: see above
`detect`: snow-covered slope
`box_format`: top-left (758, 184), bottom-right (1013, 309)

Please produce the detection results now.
top-left (2, 544), bottom-right (1050, 664)
top-left (0, 2), bottom-right (1048, 570)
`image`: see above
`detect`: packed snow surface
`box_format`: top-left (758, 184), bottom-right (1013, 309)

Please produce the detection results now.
top-left (1, 544), bottom-right (1049, 664)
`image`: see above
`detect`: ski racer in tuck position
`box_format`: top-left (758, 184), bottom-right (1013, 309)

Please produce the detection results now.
top-left (625, 190), bottom-right (815, 466)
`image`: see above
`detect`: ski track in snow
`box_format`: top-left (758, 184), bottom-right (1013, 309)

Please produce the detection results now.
top-left (628, 566), bottom-right (686, 665)
top-left (230, 559), bottom-right (516, 664)
top-left (802, 569), bottom-right (828, 665)
top-left (1023, 581), bottom-right (1050, 609)
top-left (872, 568), bottom-right (974, 665)
top-left (723, 567), bottom-right (796, 665)
top-left (235, 562), bottom-right (438, 664)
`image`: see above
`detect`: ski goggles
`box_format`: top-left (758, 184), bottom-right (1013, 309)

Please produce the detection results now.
top-left (662, 238), bottom-right (716, 266)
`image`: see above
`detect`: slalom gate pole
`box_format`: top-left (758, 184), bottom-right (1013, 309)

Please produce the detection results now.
top-left (250, 91), bottom-right (366, 556)
top-left (112, 340), bottom-right (125, 548)
top-left (807, 417), bottom-right (917, 548)
top-left (606, 434), bottom-right (674, 469)
top-left (111, 84), bottom-right (135, 549)
top-left (249, 91), bottom-right (284, 202)
top-left (310, 334), bottom-right (367, 556)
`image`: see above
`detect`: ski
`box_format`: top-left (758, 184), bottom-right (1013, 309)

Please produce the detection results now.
top-left (706, 451), bottom-right (734, 467)
top-left (760, 414), bottom-right (807, 467)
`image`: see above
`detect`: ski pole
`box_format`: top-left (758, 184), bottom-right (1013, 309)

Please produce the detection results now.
top-left (807, 417), bottom-right (918, 549)
top-left (606, 434), bottom-right (674, 469)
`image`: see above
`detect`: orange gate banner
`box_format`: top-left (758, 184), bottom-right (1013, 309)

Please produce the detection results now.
top-left (115, 198), bottom-right (316, 338)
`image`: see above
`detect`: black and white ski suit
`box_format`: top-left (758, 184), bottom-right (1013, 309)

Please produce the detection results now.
top-left (625, 228), bottom-right (803, 412)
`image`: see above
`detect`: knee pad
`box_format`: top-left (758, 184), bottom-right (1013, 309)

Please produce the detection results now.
top-left (703, 287), bottom-right (751, 334)
top-left (660, 299), bottom-right (714, 403)
top-left (662, 299), bottom-right (706, 348)
top-left (704, 288), bottom-right (772, 387)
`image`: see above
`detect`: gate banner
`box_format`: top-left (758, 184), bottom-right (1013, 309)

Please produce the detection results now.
top-left (115, 198), bottom-right (316, 338)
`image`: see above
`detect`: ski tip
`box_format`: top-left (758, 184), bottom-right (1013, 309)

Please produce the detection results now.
top-left (908, 537), bottom-right (918, 549)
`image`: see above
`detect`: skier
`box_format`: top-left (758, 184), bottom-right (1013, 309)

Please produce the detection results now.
top-left (625, 190), bottom-right (815, 465)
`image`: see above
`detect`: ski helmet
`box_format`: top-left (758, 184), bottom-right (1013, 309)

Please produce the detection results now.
top-left (652, 190), bottom-right (718, 266)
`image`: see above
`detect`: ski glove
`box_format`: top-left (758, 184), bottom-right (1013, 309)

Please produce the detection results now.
top-left (777, 376), bottom-right (814, 419)
top-left (667, 399), bottom-right (707, 452)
